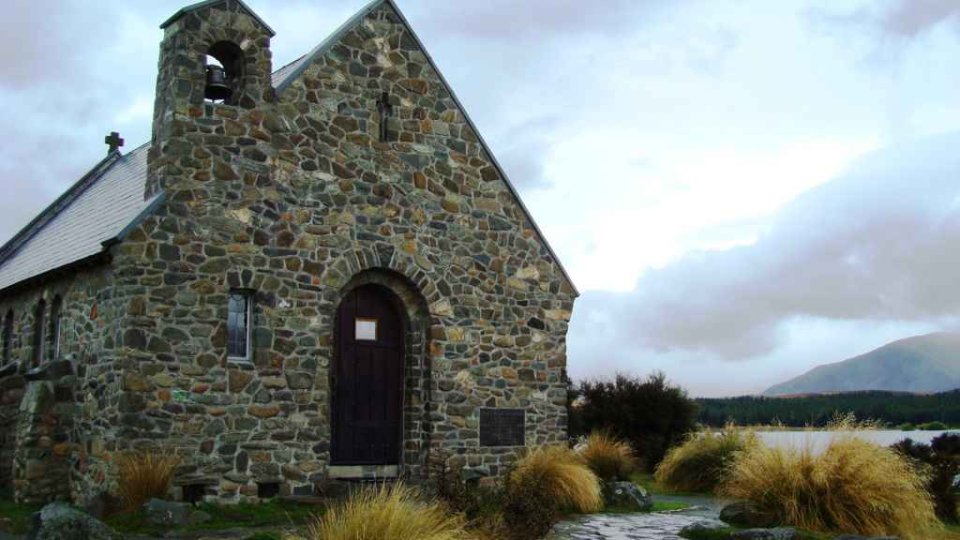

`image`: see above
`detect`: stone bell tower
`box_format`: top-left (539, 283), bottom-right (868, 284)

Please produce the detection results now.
top-left (145, 0), bottom-right (275, 200)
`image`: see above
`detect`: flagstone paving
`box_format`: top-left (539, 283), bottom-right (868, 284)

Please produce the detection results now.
top-left (549, 495), bottom-right (727, 540)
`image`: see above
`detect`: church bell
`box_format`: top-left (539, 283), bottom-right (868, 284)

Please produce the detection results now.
top-left (204, 65), bottom-right (233, 102)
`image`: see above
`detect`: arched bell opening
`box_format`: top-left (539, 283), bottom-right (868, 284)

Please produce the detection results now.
top-left (204, 41), bottom-right (245, 104)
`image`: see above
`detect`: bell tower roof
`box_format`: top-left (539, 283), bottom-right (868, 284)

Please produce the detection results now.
top-left (160, 0), bottom-right (276, 37)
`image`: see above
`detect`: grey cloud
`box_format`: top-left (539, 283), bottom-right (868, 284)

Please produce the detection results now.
top-left (881, 0), bottom-right (960, 37)
top-left (489, 116), bottom-right (560, 191)
top-left (806, 0), bottom-right (960, 40)
top-left (0, 0), bottom-right (146, 90)
top-left (572, 131), bottom-right (960, 360)
top-left (405, 0), bottom-right (663, 40)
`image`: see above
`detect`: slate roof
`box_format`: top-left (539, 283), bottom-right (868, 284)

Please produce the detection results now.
top-left (0, 144), bottom-right (160, 292)
top-left (0, 0), bottom-right (578, 296)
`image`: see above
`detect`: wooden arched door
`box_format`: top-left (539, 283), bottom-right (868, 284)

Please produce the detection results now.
top-left (332, 284), bottom-right (404, 465)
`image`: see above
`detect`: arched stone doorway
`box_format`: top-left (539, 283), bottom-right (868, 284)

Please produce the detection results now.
top-left (328, 269), bottom-right (433, 479)
top-left (331, 284), bottom-right (404, 465)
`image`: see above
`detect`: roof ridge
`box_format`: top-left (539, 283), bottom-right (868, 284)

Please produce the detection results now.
top-left (0, 151), bottom-right (123, 267)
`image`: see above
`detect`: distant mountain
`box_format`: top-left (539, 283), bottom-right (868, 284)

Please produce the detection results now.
top-left (764, 332), bottom-right (960, 396)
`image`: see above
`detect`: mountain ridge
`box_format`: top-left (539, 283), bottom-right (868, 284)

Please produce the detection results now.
top-left (764, 332), bottom-right (960, 396)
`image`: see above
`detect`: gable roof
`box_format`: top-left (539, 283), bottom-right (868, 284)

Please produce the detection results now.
top-left (0, 0), bottom-right (578, 297)
top-left (0, 145), bottom-right (161, 293)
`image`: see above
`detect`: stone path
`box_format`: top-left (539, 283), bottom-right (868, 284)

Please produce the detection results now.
top-left (548, 495), bottom-right (727, 540)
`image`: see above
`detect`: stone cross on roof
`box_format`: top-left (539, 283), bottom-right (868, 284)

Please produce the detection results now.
top-left (104, 131), bottom-right (124, 154)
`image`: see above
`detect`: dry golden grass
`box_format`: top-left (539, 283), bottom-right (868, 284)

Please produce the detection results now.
top-left (720, 436), bottom-right (940, 540)
top-left (114, 450), bottom-right (180, 511)
top-left (510, 445), bottom-right (603, 513)
top-left (308, 483), bottom-right (469, 540)
top-left (655, 427), bottom-right (759, 493)
top-left (579, 432), bottom-right (639, 481)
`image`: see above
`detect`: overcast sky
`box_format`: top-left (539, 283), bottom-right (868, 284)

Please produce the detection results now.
top-left (2, 0), bottom-right (959, 396)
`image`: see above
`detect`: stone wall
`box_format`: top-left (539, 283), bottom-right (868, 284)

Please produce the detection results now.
top-left (87, 0), bottom-right (575, 503)
top-left (0, 264), bottom-right (119, 504)
top-left (0, 368), bottom-right (24, 497)
top-left (273, 2), bottom-right (577, 474)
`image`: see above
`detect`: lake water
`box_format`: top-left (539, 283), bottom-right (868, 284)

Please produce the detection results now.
top-left (756, 430), bottom-right (958, 454)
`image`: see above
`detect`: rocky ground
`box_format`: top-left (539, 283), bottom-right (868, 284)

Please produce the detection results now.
top-left (549, 494), bottom-right (726, 540)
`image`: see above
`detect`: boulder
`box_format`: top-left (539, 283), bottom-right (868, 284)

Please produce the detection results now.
top-left (679, 521), bottom-right (728, 537)
top-left (601, 481), bottom-right (653, 511)
top-left (720, 501), bottom-right (779, 528)
top-left (25, 502), bottom-right (122, 540)
top-left (730, 528), bottom-right (799, 540)
top-left (143, 498), bottom-right (211, 527)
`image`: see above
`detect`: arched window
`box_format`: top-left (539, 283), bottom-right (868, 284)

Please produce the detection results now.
top-left (2, 310), bottom-right (12, 365)
top-left (33, 299), bottom-right (46, 367)
top-left (48, 296), bottom-right (62, 361)
top-left (204, 41), bottom-right (245, 105)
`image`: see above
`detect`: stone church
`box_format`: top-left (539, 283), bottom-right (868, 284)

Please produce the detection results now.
top-left (0, 0), bottom-right (576, 505)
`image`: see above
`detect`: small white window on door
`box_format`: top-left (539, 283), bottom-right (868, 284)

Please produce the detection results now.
top-left (355, 318), bottom-right (378, 341)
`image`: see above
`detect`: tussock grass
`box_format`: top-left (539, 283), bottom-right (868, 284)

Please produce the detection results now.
top-left (579, 432), bottom-right (638, 481)
top-left (655, 427), bottom-right (758, 493)
top-left (308, 483), bottom-right (468, 540)
top-left (825, 412), bottom-right (885, 431)
top-left (720, 436), bottom-right (940, 539)
top-left (509, 445), bottom-right (603, 513)
top-left (115, 451), bottom-right (180, 511)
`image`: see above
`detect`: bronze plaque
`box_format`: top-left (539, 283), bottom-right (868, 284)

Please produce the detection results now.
top-left (480, 408), bottom-right (525, 447)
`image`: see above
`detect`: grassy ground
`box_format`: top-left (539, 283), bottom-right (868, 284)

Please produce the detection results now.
top-left (1, 495), bottom-right (320, 537)
top-left (603, 500), bottom-right (691, 515)
top-left (0, 498), bottom-right (43, 534)
top-left (105, 499), bottom-right (321, 536)
top-left (632, 472), bottom-right (710, 497)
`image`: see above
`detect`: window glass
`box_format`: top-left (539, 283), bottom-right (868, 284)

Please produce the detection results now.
top-left (355, 318), bottom-right (378, 341)
top-left (227, 291), bottom-right (251, 360)
top-left (49, 296), bottom-right (62, 361)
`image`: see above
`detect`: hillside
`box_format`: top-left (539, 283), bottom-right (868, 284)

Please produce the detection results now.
top-left (764, 332), bottom-right (960, 396)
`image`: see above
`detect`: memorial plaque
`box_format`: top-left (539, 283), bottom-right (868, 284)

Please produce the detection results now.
top-left (480, 408), bottom-right (525, 447)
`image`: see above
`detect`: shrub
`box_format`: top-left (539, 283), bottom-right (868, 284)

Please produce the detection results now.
top-left (509, 446), bottom-right (602, 514)
top-left (892, 434), bottom-right (960, 523)
top-left (655, 428), bottom-right (758, 493)
top-left (721, 437), bottom-right (939, 539)
top-left (308, 483), bottom-right (468, 540)
top-left (428, 452), bottom-right (506, 537)
top-left (570, 372), bottom-right (697, 472)
top-left (502, 471), bottom-right (560, 540)
top-left (918, 421), bottom-right (949, 431)
top-left (114, 450), bottom-right (180, 511)
top-left (578, 432), bottom-right (638, 481)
